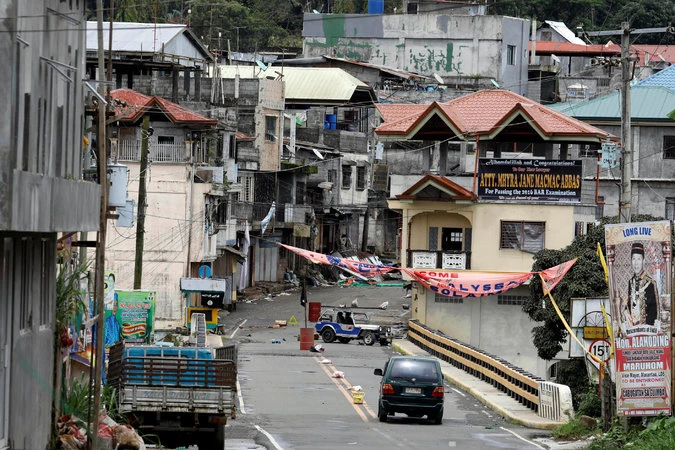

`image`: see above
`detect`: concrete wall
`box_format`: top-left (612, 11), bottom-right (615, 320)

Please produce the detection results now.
top-left (302, 13), bottom-right (530, 95)
top-left (391, 197), bottom-right (579, 379)
top-left (105, 164), bottom-right (213, 327)
top-left (0, 1), bottom-right (100, 448)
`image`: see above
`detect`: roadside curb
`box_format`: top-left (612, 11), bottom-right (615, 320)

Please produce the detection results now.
top-left (392, 340), bottom-right (562, 430)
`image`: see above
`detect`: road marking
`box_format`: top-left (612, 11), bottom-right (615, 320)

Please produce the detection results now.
top-left (447, 442), bottom-right (457, 447)
top-left (229, 319), bottom-right (247, 339)
top-left (499, 427), bottom-right (546, 449)
top-left (451, 387), bottom-right (466, 397)
top-left (313, 356), bottom-right (372, 422)
top-left (236, 376), bottom-right (246, 414)
top-left (481, 410), bottom-right (492, 417)
top-left (254, 424), bottom-right (285, 450)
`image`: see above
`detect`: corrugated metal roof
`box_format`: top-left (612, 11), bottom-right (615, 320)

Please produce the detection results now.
top-left (322, 56), bottom-right (426, 81)
top-left (636, 65), bottom-right (675, 90)
top-left (543, 21), bottom-right (586, 45)
top-left (549, 86), bottom-right (675, 121)
top-left (86, 21), bottom-right (186, 53)
top-left (217, 66), bottom-right (376, 104)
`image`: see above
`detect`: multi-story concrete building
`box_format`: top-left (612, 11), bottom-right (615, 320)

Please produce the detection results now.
top-left (0, 2), bottom-right (100, 448)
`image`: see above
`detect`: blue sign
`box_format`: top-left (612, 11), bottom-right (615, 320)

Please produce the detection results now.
top-left (198, 265), bottom-right (212, 279)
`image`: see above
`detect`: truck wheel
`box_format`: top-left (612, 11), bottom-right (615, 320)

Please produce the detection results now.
top-left (198, 424), bottom-right (225, 450)
top-left (363, 331), bottom-right (376, 346)
top-left (379, 339), bottom-right (388, 346)
top-left (378, 405), bottom-right (388, 422)
top-left (321, 328), bottom-right (336, 343)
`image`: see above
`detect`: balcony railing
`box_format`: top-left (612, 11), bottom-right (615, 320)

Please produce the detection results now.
top-left (117, 140), bottom-right (208, 164)
top-left (407, 250), bottom-right (471, 270)
top-left (231, 202), bottom-right (312, 227)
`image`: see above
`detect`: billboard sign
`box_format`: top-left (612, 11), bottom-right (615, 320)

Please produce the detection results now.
top-left (605, 221), bottom-right (672, 416)
top-left (114, 290), bottom-right (156, 343)
top-left (477, 159), bottom-right (582, 202)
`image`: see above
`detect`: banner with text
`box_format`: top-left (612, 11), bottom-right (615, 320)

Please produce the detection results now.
top-left (605, 221), bottom-right (672, 417)
top-left (477, 159), bottom-right (582, 202)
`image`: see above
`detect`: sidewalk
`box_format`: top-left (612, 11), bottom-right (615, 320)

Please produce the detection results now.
top-left (392, 338), bottom-right (563, 430)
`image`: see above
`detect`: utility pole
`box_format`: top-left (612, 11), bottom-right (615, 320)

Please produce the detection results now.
top-left (90, 1), bottom-right (108, 449)
top-left (134, 116), bottom-right (150, 289)
top-left (619, 22), bottom-right (632, 223)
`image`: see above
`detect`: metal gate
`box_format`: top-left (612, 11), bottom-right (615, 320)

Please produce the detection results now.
top-left (254, 238), bottom-right (280, 282)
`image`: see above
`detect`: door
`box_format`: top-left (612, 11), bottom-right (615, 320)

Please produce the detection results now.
top-left (0, 238), bottom-right (12, 449)
top-left (441, 228), bottom-right (463, 251)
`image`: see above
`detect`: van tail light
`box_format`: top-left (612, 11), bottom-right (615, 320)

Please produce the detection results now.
top-left (432, 387), bottom-right (444, 398)
top-left (381, 383), bottom-right (395, 395)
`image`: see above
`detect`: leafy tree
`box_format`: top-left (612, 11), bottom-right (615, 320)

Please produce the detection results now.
top-left (604, 0), bottom-right (675, 45)
top-left (524, 214), bottom-right (662, 360)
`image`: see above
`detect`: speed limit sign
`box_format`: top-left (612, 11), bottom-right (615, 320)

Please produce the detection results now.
top-left (589, 339), bottom-right (611, 362)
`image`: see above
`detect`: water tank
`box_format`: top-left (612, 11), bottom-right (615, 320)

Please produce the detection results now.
top-left (368, 0), bottom-right (384, 14)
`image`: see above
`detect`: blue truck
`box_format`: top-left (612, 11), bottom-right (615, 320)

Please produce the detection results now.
top-left (107, 342), bottom-right (237, 450)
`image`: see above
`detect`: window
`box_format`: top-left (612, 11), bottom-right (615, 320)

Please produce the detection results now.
top-left (356, 166), bottom-right (366, 190)
top-left (434, 293), bottom-right (463, 304)
top-left (428, 227), bottom-right (438, 251)
top-left (498, 295), bottom-right (525, 306)
top-left (265, 116), bottom-right (277, 142)
top-left (342, 165), bottom-right (352, 189)
top-left (157, 136), bottom-right (174, 145)
top-left (579, 143), bottom-right (600, 158)
top-left (667, 198), bottom-right (675, 221)
top-left (500, 221), bottom-right (545, 253)
top-left (507, 45), bottom-right (516, 65)
top-left (328, 169), bottom-right (336, 184)
top-left (237, 174), bottom-right (254, 202)
top-left (596, 196), bottom-right (605, 220)
top-left (574, 221), bottom-right (584, 237)
top-left (664, 136), bottom-right (675, 159)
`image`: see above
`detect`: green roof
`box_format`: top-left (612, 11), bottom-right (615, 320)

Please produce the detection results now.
top-left (549, 86), bottom-right (675, 122)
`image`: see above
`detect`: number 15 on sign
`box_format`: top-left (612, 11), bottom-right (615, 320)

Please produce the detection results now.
top-left (589, 339), bottom-right (611, 363)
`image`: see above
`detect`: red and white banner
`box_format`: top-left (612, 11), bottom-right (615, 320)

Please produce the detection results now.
top-left (280, 244), bottom-right (398, 276)
top-left (282, 243), bottom-right (575, 299)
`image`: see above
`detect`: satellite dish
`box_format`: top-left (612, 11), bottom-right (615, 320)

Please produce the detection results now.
top-left (255, 60), bottom-right (267, 71)
top-left (433, 73), bottom-right (444, 84)
top-left (490, 79), bottom-right (500, 88)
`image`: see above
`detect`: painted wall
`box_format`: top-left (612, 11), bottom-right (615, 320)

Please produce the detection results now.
top-left (302, 13), bottom-right (530, 94)
top-left (390, 197), bottom-right (579, 378)
top-left (105, 164), bottom-right (212, 328)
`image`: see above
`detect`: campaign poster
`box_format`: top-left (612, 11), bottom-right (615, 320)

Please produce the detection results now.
top-left (114, 290), bottom-right (156, 343)
top-left (605, 221), bottom-right (672, 416)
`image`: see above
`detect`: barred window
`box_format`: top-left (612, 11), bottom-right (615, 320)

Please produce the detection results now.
top-left (664, 136), bottom-right (675, 159)
top-left (342, 165), bottom-right (352, 189)
top-left (356, 166), bottom-right (366, 190)
top-left (498, 295), bottom-right (526, 306)
top-left (500, 221), bottom-right (545, 253)
top-left (666, 198), bottom-right (675, 221)
top-left (507, 45), bottom-right (516, 65)
top-left (265, 116), bottom-right (277, 142)
top-left (434, 293), bottom-right (463, 304)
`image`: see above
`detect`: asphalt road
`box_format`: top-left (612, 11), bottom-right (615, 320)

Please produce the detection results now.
top-left (205, 282), bottom-right (564, 450)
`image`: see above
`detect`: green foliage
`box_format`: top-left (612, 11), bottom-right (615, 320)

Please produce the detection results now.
top-left (491, 0), bottom-right (674, 45)
top-left (525, 214), bottom-right (661, 361)
top-left (586, 420), bottom-right (640, 449)
top-left (552, 415), bottom-right (598, 440)
top-left (61, 374), bottom-right (92, 418)
top-left (56, 255), bottom-right (90, 333)
top-left (577, 385), bottom-right (602, 417)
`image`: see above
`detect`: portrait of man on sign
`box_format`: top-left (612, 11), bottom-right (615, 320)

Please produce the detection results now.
top-left (623, 242), bottom-right (659, 328)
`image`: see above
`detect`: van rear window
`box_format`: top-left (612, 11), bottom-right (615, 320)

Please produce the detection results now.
top-left (390, 359), bottom-right (438, 382)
